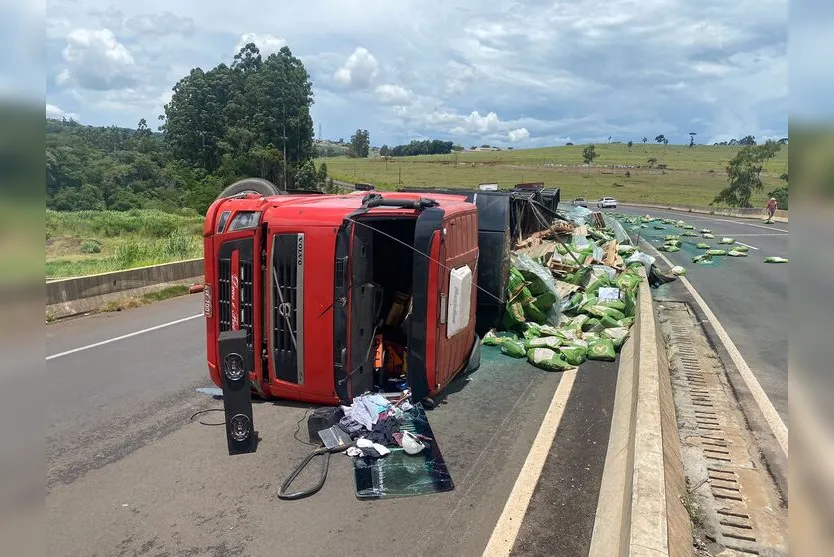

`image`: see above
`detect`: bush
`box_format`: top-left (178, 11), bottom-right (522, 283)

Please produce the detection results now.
top-left (80, 239), bottom-right (102, 254)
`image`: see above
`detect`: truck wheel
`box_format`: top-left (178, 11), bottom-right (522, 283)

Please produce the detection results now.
top-left (216, 178), bottom-right (281, 200)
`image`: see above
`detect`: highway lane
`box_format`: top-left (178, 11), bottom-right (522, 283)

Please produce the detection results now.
top-left (46, 294), bottom-right (211, 490)
top-left (46, 292), bottom-right (617, 556)
top-left (611, 206), bottom-right (788, 423)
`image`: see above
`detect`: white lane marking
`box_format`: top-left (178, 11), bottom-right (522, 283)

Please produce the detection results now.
top-left (734, 241), bottom-right (760, 251)
top-left (642, 241), bottom-right (788, 458)
top-left (483, 369), bottom-right (578, 556)
top-left (46, 314), bottom-right (203, 361)
top-left (728, 233), bottom-right (788, 237)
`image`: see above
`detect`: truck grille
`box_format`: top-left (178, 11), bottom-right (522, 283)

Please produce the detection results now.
top-left (218, 256), bottom-right (254, 351)
top-left (272, 233), bottom-right (304, 384)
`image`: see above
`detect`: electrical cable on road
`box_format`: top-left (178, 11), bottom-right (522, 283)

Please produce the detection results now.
top-left (190, 408), bottom-right (225, 426)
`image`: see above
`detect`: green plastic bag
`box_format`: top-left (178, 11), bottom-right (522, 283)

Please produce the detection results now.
top-left (522, 323), bottom-right (543, 339)
top-left (696, 242), bottom-right (711, 249)
top-left (558, 344), bottom-right (587, 366)
top-left (703, 233), bottom-right (715, 239)
top-left (482, 330), bottom-right (518, 346)
top-left (732, 245), bottom-right (749, 253)
top-left (664, 235), bottom-right (680, 241)
top-left (503, 302), bottom-right (526, 329)
top-left (700, 228), bottom-right (711, 234)
top-left (665, 239), bottom-right (682, 247)
top-left (533, 291), bottom-right (558, 310)
top-left (526, 348), bottom-right (574, 371)
top-left (618, 317), bottom-right (635, 328)
top-left (524, 336), bottom-right (562, 350)
top-left (617, 271), bottom-right (642, 292)
top-left (727, 250), bottom-right (748, 257)
top-left (587, 305), bottom-right (626, 322)
top-left (569, 267), bottom-right (592, 286)
top-left (588, 337), bottom-right (617, 361)
top-left (582, 317), bottom-right (600, 331)
top-left (718, 237), bottom-right (735, 245)
top-left (501, 340), bottom-right (527, 358)
top-left (706, 249), bottom-right (727, 256)
top-left (764, 256), bottom-right (788, 263)
top-left (670, 265), bottom-right (687, 276)
top-left (597, 299), bottom-right (626, 312)
top-left (692, 254), bottom-right (714, 265)
top-left (601, 327), bottom-right (630, 349)
top-left (523, 301), bottom-right (548, 324)
top-left (658, 245), bottom-right (680, 252)
top-left (598, 314), bottom-right (621, 330)
top-left (508, 268), bottom-right (526, 295)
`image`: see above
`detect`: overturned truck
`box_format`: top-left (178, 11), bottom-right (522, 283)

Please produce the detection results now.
top-left (203, 179), bottom-right (488, 410)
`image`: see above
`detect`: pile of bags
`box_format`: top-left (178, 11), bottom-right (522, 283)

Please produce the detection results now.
top-left (483, 210), bottom-right (645, 373)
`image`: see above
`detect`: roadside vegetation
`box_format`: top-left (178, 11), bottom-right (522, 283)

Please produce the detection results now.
top-left (46, 209), bottom-right (203, 279)
top-left (99, 285), bottom-right (193, 313)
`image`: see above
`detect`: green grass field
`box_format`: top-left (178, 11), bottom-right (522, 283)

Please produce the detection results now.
top-left (318, 143), bottom-right (788, 207)
top-left (46, 209), bottom-right (204, 279)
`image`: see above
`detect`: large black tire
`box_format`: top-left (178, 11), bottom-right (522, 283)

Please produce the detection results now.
top-left (216, 178), bottom-right (281, 200)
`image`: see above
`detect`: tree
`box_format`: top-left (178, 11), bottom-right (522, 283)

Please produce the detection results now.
top-left (689, 132), bottom-right (697, 148)
top-left (655, 134), bottom-right (666, 144)
top-left (566, 141), bottom-right (574, 146)
top-left (348, 129), bottom-right (370, 158)
top-left (163, 43), bottom-right (315, 183)
top-left (663, 137), bottom-right (669, 153)
top-left (712, 140), bottom-right (782, 208)
top-left (582, 144), bottom-right (598, 175)
top-left (738, 135), bottom-right (757, 146)
top-left (452, 144), bottom-right (464, 151)
top-left (627, 140), bottom-right (633, 151)
top-left (379, 144), bottom-right (390, 157)
top-left (777, 137), bottom-right (788, 145)
top-left (608, 135), bottom-right (612, 143)
top-left (647, 158), bottom-right (658, 169)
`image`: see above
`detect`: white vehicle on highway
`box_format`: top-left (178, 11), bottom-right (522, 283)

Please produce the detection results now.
top-left (597, 196), bottom-right (617, 209)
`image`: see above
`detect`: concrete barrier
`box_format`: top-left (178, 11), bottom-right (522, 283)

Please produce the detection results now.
top-left (589, 271), bottom-right (691, 557)
top-left (46, 259), bottom-right (204, 319)
top-left (620, 202), bottom-right (788, 223)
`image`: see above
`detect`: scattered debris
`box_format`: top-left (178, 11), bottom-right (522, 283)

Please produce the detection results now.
top-left (764, 256), bottom-right (788, 263)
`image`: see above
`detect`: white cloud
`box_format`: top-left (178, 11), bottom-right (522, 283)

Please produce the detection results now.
top-left (463, 111), bottom-right (500, 134)
top-left (334, 47), bottom-right (379, 89)
top-left (45, 103), bottom-right (77, 120)
top-left (508, 127), bottom-right (530, 142)
top-left (375, 84), bottom-right (413, 105)
top-left (235, 33), bottom-right (286, 57)
top-left (57, 28), bottom-right (136, 90)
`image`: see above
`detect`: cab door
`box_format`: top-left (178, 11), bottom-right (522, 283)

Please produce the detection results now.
top-left (407, 207), bottom-right (445, 402)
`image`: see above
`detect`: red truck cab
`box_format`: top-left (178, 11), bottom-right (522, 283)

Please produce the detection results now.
top-left (203, 188), bottom-right (480, 406)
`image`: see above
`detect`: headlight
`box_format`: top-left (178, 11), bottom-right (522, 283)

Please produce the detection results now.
top-left (228, 211), bottom-right (261, 231)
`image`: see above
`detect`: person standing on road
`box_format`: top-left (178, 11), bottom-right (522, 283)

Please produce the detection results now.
top-left (766, 197), bottom-right (777, 220)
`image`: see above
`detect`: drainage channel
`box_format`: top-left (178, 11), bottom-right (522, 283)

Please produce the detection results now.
top-left (656, 301), bottom-right (787, 556)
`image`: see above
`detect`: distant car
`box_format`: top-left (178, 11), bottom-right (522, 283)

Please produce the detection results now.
top-left (572, 197), bottom-right (588, 207)
top-left (597, 197), bottom-right (617, 208)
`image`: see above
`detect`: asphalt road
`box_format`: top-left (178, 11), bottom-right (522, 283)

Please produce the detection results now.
top-left (612, 206), bottom-right (789, 422)
top-left (46, 294), bottom-right (618, 557)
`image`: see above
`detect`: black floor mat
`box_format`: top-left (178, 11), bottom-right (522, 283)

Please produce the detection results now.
top-left (353, 403), bottom-right (455, 499)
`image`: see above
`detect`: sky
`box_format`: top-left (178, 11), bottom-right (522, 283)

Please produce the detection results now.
top-left (44, 0), bottom-right (791, 148)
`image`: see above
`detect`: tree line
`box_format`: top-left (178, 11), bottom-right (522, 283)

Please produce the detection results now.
top-left (378, 139), bottom-right (456, 157)
top-left (47, 43), bottom-right (329, 215)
